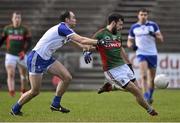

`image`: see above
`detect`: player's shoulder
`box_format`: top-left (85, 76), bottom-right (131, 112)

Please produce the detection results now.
top-left (20, 24), bottom-right (30, 30)
top-left (130, 22), bottom-right (140, 30)
top-left (59, 22), bottom-right (69, 28)
top-left (95, 28), bottom-right (106, 34)
top-left (147, 20), bottom-right (157, 24)
top-left (60, 22), bottom-right (66, 25)
top-left (146, 20), bottom-right (158, 26)
top-left (3, 24), bottom-right (13, 29)
top-left (92, 28), bottom-right (106, 38)
top-left (58, 22), bottom-right (73, 31)
top-left (21, 24), bottom-right (29, 28)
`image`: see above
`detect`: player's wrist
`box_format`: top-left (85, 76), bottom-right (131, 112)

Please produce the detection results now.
top-left (97, 39), bottom-right (110, 46)
top-left (149, 31), bottom-right (156, 37)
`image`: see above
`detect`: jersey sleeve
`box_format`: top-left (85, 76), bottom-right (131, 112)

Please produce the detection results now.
top-left (128, 26), bottom-right (135, 39)
top-left (92, 28), bottom-right (104, 40)
top-left (152, 22), bottom-right (160, 33)
top-left (2, 26), bottom-right (8, 37)
top-left (58, 23), bottom-right (75, 37)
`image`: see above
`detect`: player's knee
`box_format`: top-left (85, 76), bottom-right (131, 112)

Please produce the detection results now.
top-left (126, 82), bottom-right (141, 96)
top-left (141, 75), bottom-right (147, 81)
top-left (64, 74), bottom-right (72, 83)
top-left (8, 73), bottom-right (15, 79)
top-left (20, 75), bottom-right (27, 81)
top-left (30, 89), bottom-right (40, 97)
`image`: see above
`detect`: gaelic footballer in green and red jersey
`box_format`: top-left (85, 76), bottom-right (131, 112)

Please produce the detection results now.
top-left (93, 28), bottom-right (125, 71)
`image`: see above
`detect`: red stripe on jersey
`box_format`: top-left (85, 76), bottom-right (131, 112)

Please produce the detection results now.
top-left (98, 46), bottom-right (108, 71)
top-left (6, 36), bottom-right (10, 50)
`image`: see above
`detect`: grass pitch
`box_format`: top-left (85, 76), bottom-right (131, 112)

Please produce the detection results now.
top-left (0, 89), bottom-right (180, 122)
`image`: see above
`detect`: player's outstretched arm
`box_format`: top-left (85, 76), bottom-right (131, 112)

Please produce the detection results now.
top-left (127, 38), bottom-right (138, 51)
top-left (72, 41), bottom-right (96, 51)
top-left (72, 40), bottom-right (87, 49)
top-left (70, 33), bottom-right (97, 45)
top-left (120, 47), bottom-right (131, 64)
top-left (70, 33), bottom-right (109, 46)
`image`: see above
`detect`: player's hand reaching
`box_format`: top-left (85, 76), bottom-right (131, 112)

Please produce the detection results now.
top-left (97, 39), bottom-right (110, 46)
top-left (18, 51), bottom-right (25, 60)
top-left (83, 50), bottom-right (92, 64)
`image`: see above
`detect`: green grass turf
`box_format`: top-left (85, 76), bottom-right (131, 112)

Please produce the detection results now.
top-left (0, 89), bottom-right (180, 122)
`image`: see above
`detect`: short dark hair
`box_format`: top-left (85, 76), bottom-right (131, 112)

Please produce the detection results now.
top-left (108, 13), bottom-right (124, 24)
top-left (138, 8), bottom-right (149, 13)
top-left (60, 10), bottom-right (70, 22)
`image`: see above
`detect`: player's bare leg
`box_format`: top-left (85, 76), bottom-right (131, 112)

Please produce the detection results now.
top-left (6, 65), bottom-right (16, 97)
top-left (11, 74), bottom-right (42, 116)
top-left (18, 75), bottom-right (42, 105)
top-left (48, 60), bottom-right (72, 113)
top-left (133, 79), bottom-right (140, 88)
top-left (147, 68), bottom-right (156, 104)
top-left (125, 81), bottom-right (158, 116)
top-left (97, 82), bottom-right (126, 94)
top-left (97, 78), bottom-right (140, 94)
top-left (18, 64), bottom-right (28, 94)
top-left (139, 61), bottom-right (149, 100)
top-left (98, 82), bottom-right (113, 94)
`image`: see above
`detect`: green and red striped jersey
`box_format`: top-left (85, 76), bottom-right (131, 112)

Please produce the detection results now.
top-left (2, 24), bottom-right (31, 56)
top-left (94, 28), bottom-right (125, 71)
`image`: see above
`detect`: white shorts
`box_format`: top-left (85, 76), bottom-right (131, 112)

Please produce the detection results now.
top-left (5, 53), bottom-right (27, 68)
top-left (104, 64), bottom-right (135, 88)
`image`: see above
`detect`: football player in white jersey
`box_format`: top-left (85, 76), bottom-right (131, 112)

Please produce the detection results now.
top-left (10, 10), bottom-right (107, 116)
top-left (127, 8), bottom-right (164, 104)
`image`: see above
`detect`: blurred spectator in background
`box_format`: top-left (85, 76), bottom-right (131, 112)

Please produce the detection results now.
top-left (127, 8), bottom-right (164, 104)
top-left (0, 11), bottom-right (31, 97)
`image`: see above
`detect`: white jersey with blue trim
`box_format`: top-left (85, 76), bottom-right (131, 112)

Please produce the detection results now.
top-left (128, 21), bottom-right (160, 55)
top-left (33, 22), bottom-right (75, 60)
